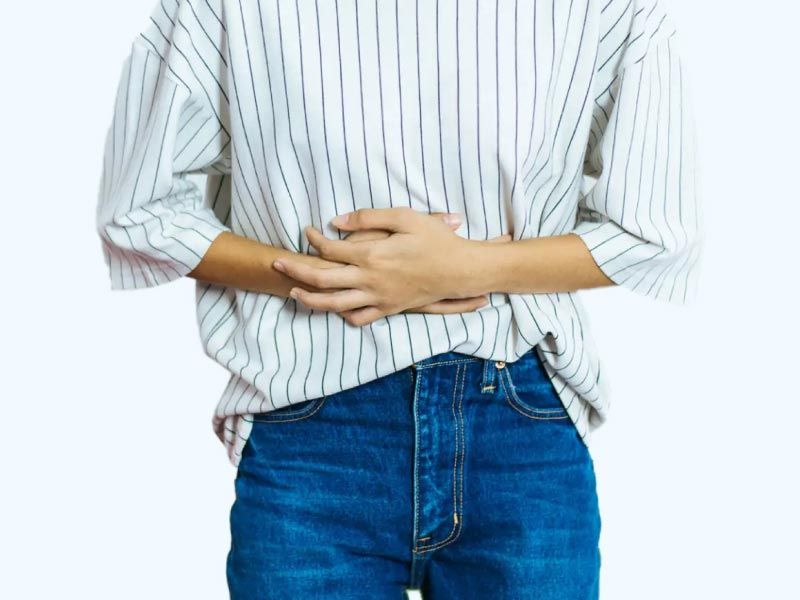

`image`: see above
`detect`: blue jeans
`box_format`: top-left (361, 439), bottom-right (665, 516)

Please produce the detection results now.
top-left (227, 348), bottom-right (601, 599)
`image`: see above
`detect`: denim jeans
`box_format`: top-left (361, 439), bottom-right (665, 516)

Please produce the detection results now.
top-left (226, 347), bottom-right (602, 599)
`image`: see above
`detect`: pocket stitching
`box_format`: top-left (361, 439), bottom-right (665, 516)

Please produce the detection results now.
top-left (499, 366), bottom-right (569, 420)
top-left (251, 396), bottom-right (327, 423)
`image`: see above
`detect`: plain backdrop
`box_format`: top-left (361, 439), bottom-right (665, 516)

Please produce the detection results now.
top-left (2, 1), bottom-right (798, 598)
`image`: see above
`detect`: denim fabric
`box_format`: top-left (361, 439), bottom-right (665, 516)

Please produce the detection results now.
top-left (227, 347), bottom-right (601, 599)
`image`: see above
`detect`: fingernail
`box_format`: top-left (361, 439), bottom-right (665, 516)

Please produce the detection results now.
top-left (331, 212), bottom-right (351, 227)
top-left (443, 213), bottom-right (462, 227)
top-left (273, 260), bottom-right (285, 272)
top-left (289, 288), bottom-right (299, 299)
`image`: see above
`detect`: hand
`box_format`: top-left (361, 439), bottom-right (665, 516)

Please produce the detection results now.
top-left (394, 230), bottom-right (510, 318)
top-left (272, 207), bottom-right (505, 326)
top-left (281, 213), bottom-right (461, 295)
top-left (341, 210), bottom-right (459, 243)
top-left (341, 214), bottom-right (510, 317)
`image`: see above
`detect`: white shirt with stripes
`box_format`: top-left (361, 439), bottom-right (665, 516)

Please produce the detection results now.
top-left (96, 0), bottom-right (703, 467)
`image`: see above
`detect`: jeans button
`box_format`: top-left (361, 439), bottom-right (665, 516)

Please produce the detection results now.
top-left (495, 360), bottom-right (505, 369)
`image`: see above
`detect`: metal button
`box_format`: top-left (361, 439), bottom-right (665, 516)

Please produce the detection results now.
top-left (495, 360), bottom-right (505, 369)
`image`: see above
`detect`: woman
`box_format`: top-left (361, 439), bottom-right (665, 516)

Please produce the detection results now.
top-left (96, 0), bottom-right (702, 597)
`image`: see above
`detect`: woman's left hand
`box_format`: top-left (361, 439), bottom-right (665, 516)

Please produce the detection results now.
top-left (272, 207), bottom-right (495, 326)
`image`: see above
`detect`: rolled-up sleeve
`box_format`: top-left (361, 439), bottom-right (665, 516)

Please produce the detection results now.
top-left (570, 0), bottom-right (704, 305)
top-left (95, 1), bottom-right (232, 291)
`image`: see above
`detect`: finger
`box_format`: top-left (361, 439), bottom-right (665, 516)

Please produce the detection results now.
top-left (338, 305), bottom-right (386, 327)
top-left (330, 206), bottom-right (422, 233)
top-left (344, 229), bottom-right (391, 242)
top-left (429, 211), bottom-right (463, 230)
top-left (273, 257), bottom-right (362, 290)
top-left (290, 287), bottom-right (374, 313)
top-left (405, 295), bottom-right (490, 314)
top-left (304, 226), bottom-right (364, 263)
top-left (487, 233), bottom-right (512, 243)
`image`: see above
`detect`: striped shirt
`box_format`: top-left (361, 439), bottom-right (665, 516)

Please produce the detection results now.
top-left (96, 0), bottom-right (703, 467)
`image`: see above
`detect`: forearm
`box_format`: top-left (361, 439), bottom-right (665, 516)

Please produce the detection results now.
top-left (464, 233), bottom-right (615, 296)
top-left (259, 211), bottom-right (616, 324)
top-left (187, 231), bottom-right (303, 296)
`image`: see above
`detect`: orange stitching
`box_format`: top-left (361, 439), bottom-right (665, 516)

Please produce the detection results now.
top-left (414, 363), bottom-right (465, 553)
top-left (412, 363), bottom-right (423, 550)
top-left (412, 357), bottom-right (481, 370)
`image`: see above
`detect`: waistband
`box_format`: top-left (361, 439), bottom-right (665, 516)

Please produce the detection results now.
top-left (411, 347), bottom-right (535, 370)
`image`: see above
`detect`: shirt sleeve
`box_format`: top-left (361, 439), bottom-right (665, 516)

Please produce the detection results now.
top-left (569, 0), bottom-right (704, 305)
top-left (95, 0), bottom-right (232, 291)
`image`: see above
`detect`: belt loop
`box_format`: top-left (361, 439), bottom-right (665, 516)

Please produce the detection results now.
top-left (480, 359), bottom-right (496, 393)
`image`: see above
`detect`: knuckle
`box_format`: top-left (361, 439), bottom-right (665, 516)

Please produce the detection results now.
top-left (312, 295), bottom-right (332, 310)
top-left (307, 271), bottom-right (326, 288)
top-left (316, 240), bottom-right (331, 256)
top-left (360, 245), bottom-right (377, 265)
top-left (351, 208), bottom-right (367, 224)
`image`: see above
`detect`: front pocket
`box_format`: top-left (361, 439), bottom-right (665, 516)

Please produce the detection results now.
top-left (497, 360), bottom-right (569, 420)
top-left (250, 395), bottom-right (327, 423)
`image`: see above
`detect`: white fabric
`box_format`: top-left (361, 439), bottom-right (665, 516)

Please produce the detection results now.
top-left (96, 0), bottom-right (703, 467)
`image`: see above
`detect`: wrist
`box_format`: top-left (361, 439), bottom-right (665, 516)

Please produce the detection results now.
top-left (450, 238), bottom-right (503, 297)
top-left (259, 246), bottom-right (294, 296)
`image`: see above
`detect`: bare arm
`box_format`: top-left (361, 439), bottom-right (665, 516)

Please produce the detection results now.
top-left (186, 214), bottom-right (504, 317)
top-left (461, 233), bottom-right (615, 296)
top-left (270, 208), bottom-right (616, 326)
top-left (186, 231), bottom-right (320, 297)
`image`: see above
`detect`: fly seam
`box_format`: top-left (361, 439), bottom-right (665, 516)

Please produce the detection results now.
top-left (412, 362), bottom-right (423, 551)
top-left (414, 363), bottom-right (465, 552)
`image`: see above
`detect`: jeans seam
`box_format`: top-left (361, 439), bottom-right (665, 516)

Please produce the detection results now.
top-left (413, 357), bottom-right (480, 369)
top-left (412, 363), bottom-right (423, 554)
top-left (414, 363), bottom-right (465, 553)
top-left (250, 396), bottom-right (327, 423)
top-left (498, 367), bottom-right (569, 420)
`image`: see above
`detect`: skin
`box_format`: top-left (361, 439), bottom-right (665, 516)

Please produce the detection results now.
top-left (189, 207), bottom-right (614, 326)
top-left (188, 211), bottom-right (507, 315)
